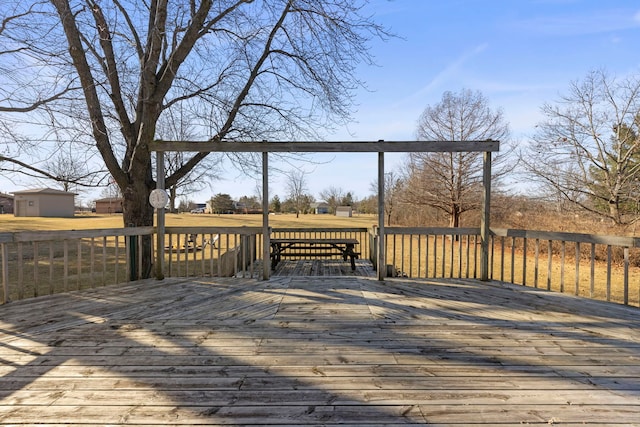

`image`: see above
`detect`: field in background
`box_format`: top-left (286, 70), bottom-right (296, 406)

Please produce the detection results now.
top-left (0, 213), bottom-right (378, 232)
top-left (2, 212), bottom-right (638, 307)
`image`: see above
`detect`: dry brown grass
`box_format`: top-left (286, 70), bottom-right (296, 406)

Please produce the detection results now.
top-left (0, 212), bottom-right (378, 232)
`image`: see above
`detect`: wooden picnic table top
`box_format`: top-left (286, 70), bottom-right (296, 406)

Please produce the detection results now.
top-left (270, 238), bottom-right (359, 245)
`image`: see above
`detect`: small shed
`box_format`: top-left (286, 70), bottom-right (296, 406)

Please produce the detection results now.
top-left (336, 206), bottom-right (353, 217)
top-left (95, 198), bottom-right (124, 214)
top-left (13, 188), bottom-right (76, 218)
top-left (0, 193), bottom-right (14, 214)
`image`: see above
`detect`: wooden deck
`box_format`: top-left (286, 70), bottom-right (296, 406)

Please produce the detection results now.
top-left (0, 276), bottom-right (639, 425)
top-left (272, 259), bottom-right (376, 277)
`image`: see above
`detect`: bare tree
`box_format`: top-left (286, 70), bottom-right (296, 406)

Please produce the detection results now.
top-left (43, 149), bottom-right (100, 192)
top-left (370, 171), bottom-right (403, 225)
top-left (405, 89), bottom-right (510, 227)
top-left (100, 178), bottom-right (123, 200)
top-left (319, 186), bottom-right (345, 214)
top-left (1, 1), bottom-right (388, 277)
top-left (285, 169), bottom-right (310, 218)
top-left (0, 6), bottom-right (85, 183)
top-left (155, 108), bottom-right (221, 212)
top-left (520, 69), bottom-right (640, 225)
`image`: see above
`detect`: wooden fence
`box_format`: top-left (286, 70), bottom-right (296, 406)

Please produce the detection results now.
top-left (1, 226), bottom-right (639, 308)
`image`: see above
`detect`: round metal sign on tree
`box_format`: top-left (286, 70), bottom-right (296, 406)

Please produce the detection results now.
top-left (149, 189), bottom-right (169, 209)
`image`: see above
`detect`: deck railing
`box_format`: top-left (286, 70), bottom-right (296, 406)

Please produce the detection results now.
top-left (1, 225), bottom-right (639, 307)
top-left (0, 227), bottom-right (154, 304)
top-left (161, 227), bottom-right (371, 278)
top-left (380, 227), bottom-right (640, 307)
top-left (163, 226), bottom-right (263, 279)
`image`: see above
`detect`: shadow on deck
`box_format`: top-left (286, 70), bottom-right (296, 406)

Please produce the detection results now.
top-left (271, 259), bottom-right (375, 277)
top-left (0, 275), bottom-right (639, 425)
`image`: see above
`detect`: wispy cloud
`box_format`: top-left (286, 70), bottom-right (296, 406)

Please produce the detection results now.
top-left (513, 8), bottom-right (640, 37)
top-left (396, 43), bottom-right (489, 108)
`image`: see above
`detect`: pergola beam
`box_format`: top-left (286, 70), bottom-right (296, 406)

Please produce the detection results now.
top-left (151, 140), bottom-right (499, 153)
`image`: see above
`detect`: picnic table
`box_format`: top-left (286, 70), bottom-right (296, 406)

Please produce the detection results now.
top-left (270, 238), bottom-right (360, 271)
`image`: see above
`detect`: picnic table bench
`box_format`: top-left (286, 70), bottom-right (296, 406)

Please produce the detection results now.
top-left (270, 238), bottom-right (360, 271)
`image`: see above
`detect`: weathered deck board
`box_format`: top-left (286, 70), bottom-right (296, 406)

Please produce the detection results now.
top-left (273, 259), bottom-right (375, 277)
top-left (0, 276), bottom-right (639, 425)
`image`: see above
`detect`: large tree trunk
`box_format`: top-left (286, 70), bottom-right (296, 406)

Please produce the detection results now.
top-left (449, 205), bottom-right (461, 228)
top-left (609, 199), bottom-right (621, 225)
top-left (122, 160), bottom-right (155, 279)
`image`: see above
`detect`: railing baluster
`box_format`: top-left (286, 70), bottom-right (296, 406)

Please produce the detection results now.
top-left (510, 237), bottom-right (516, 284)
top-left (522, 237), bottom-right (527, 286)
top-left (1, 243), bottom-right (8, 303)
top-left (17, 242), bottom-right (23, 299)
top-left (590, 243), bottom-right (596, 298)
top-left (63, 240), bottom-right (69, 292)
top-left (417, 235), bottom-right (421, 278)
top-left (464, 234), bottom-right (469, 278)
top-left (114, 236), bottom-right (120, 284)
top-left (575, 242), bottom-right (580, 296)
top-left (49, 243), bottom-right (54, 294)
top-left (547, 240), bottom-right (552, 291)
top-left (440, 235), bottom-right (445, 277)
top-left (102, 236), bottom-right (108, 286)
top-left (624, 247), bottom-right (629, 305)
top-left (77, 240), bottom-right (82, 290)
top-left (433, 235), bottom-right (438, 277)
top-left (560, 241), bottom-right (566, 293)
top-left (606, 245), bottom-right (612, 301)
top-left (90, 237), bottom-right (95, 288)
top-left (425, 234), bottom-right (430, 278)
top-left (500, 236), bottom-right (505, 282)
top-left (534, 239), bottom-right (539, 288)
top-left (449, 234), bottom-right (454, 278)
top-left (33, 242), bottom-right (39, 297)
top-left (489, 234), bottom-right (494, 280)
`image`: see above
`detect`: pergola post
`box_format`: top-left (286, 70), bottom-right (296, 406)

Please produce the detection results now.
top-left (480, 151), bottom-right (492, 281)
top-left (155, 151), bottom-right (166, 280)
top-left (377, 152), bottom-right (386, 280)
top-left (262, 152), bottom-right (270, 280)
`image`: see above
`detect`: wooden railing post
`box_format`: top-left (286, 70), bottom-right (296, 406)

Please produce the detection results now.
top-left (377, 151), bottom-right (386, 280)
top-left (480, 151), bottom-right (491, 281)
top-left (262, 151), bottom-right (270, 280)
top-left (155, 150), bottom-right (166, 280)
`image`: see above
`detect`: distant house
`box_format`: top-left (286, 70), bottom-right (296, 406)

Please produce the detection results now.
top-left (335, 206), bottom-right (353, 217)
top-left (13, 188), bottom-right (76, 218)
top-left (94, 198), bottom-right (124, 214)
top-left (0, 193), bottom-right (14, 214)
top-left (311, 202), bottom-right (330, 214)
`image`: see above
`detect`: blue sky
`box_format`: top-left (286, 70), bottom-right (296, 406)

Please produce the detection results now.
top-left (224, 0), bottom-right (640, 202)
top-left (4, 0), bottom-right (640, 205)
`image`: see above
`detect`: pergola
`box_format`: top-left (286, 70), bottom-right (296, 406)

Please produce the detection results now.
top-left (149, 140), bottom-right (500, 281)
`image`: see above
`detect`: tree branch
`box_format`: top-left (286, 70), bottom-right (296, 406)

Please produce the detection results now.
top-left (50, 0), bottom-right (126, 187)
